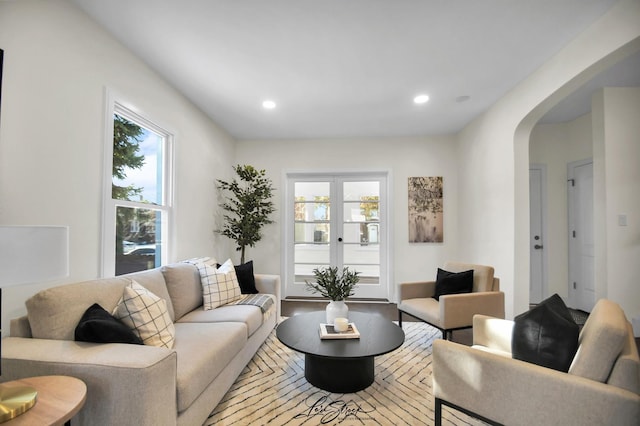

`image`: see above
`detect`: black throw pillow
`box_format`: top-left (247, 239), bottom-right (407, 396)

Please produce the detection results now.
top-left (75, 303), bottom-right (143, 344)
top-left (434, 268), bottom-right (474, 301)
top-left (235, 261), bottom-right (259, 294)
top-left (512, 294), bottom-right (579, 372)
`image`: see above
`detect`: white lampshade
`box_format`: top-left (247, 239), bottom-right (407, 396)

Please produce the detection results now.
top-left (0, 226), bottom-right (69, 287)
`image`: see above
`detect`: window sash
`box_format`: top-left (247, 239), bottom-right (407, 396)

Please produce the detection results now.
top-left (102, 91), bottom-right (174, 277)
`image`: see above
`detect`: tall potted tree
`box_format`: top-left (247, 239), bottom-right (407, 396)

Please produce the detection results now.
top-left (217, 165), bottom-right (275, 265)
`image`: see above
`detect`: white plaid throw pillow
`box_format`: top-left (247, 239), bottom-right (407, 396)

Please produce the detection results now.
top-left (196, 258), bottom-right (243, 310)
top-left (113, 280), bottom-right (175, 348)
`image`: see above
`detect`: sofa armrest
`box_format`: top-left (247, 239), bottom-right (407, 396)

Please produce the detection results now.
top-left (472, 314), bottom-right (514, 353)
top-left (438, 291), bottom-right (505, 329)
top-left (398, 281), bottom-right (436, 301)
top-left (433, 340), bottom-right (640, 426)
top-left (1, 337), bottom-right (177, 426)
top-left (255, 274), bottom-right (281, 318)
top-left (9, 315), bottom-right (32, 338)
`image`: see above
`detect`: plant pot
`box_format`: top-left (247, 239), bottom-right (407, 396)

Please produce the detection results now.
top-left (326, 300), bottom-right (348, 325)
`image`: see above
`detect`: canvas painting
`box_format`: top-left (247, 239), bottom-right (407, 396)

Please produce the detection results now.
top-left (408, 177), bottom-right (443, 242)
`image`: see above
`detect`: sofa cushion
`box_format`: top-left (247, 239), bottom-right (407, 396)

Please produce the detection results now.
top-left (177, 301), bottom-right (272, 337)
top-left (569, 299), bottom-right (628, 383)
top-left (512, 294), bottom-right (579, 372)
top-left (75, 303), bottom-right (143, 344)
top-left (398, 298), bottom-right (441, 328)
top-left (25, 268), bottom-right (172, 341)
top-left (113, 281), bottom-right (176, 349)
top-left (26, 276), bottom-right (130, 340)
top-left (434, 268), bottom-right (474, 301)
top-left (173, 322), bottom-right (247, 412)
top-left (162, 263), bottom-right (204, 320)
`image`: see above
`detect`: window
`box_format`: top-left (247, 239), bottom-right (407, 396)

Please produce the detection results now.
top-left (102, 97), bottom-right (173, 276)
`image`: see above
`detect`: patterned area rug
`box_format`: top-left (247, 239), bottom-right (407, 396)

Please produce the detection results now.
top-left (206, 321), bottom-right (486, 426)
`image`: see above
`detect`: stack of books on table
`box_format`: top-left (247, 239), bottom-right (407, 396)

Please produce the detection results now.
top-left (319, 323), bottom-right (360, 339)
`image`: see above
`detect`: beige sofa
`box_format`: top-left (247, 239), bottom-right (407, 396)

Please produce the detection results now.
top-left (433, 299), bottom-right (640, 426)
top-left (1, 262), bottom-right (281, 426)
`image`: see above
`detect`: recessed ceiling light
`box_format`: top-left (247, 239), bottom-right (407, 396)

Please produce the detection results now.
top-left (262, 100), bottom-right (276, 110)
top-left (413, 94), bottom-right (430, 104)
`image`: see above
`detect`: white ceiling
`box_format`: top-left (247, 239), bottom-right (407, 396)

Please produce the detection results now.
top-left (70, 0), bottom-right (637, 140)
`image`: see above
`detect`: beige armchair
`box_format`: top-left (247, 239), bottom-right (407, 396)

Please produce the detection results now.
top-left (397, 262), bottom-right (504, 340)
top-left (432, 299), bottom-right (640, 426)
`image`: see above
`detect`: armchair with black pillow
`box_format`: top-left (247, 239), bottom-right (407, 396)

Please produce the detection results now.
top-left (432, 297), bottom-right (640, 426)
top-left (397, 262), bottom-right (505, 340)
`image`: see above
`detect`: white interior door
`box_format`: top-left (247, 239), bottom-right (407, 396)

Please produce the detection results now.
top-left (529, 165), bottom-right (546, 304)
top-left (285, 172), bottom-right (388, 300)
top-left (568, 159), bottom-right (595, 312)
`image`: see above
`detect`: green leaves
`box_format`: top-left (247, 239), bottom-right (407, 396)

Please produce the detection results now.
top-left (305, 266), bottom-right (360, 301)
top-left (112, 114), bottom-right (145, 201)
top-left (216, 165), bottom-right (276, 264)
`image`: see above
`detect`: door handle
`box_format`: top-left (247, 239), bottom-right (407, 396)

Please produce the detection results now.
top-left (338, 237), bottom-right (343, 242)
top-left (534, 244), bottom-right (543, 250)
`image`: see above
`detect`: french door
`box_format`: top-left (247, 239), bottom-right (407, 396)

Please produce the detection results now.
top-left (284, 172), bottom-right (389, 300)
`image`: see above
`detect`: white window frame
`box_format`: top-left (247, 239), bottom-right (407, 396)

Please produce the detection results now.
top-left (101, 90), bottom-right (174, 277)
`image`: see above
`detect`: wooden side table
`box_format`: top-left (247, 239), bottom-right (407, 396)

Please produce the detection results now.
top-left (1, 376), bottom-right (86, 426)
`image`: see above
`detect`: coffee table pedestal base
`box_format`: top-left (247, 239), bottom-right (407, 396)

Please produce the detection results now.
top-left (305, 354), bottom-right (374, 393)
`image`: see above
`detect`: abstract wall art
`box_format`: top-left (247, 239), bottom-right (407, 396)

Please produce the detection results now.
top-left (408, 176), bottom-right (443, 243)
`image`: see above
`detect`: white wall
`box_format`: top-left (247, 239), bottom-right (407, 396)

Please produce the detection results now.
top-left (0, 0), bottom-right (234, 335)
top-left (528, 88), bottom-right (640, 325)
top-left (530, 114), bottom-right (593, 300)
top-left (2, 0), bottom-right (639, 334)
top-left (235, 136), bottom-right (458, 301)
top-left (593, 87), bottom-right (640, 323)
top-left (457, 0), bottom-right (640, 319)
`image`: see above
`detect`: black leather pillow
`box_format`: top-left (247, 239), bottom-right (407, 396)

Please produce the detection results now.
top-left (235, 261), bottom-right (259, 294)
top-left (434, 268), bottom-right (474, 301)
top-left (512, 294), bottom-right (579, 372)
top-left (75, 303), bottom-right (143, 344)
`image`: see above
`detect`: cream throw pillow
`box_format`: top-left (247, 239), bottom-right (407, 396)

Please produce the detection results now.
top-left (183, 256), bottom-right (218, 268)
top-left (113, 280), bottom-right (175, 348)
top-left (198, 258), bottom-right (243, 310)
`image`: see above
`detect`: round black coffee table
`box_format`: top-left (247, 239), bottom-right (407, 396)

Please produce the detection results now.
top-left (276, 311), bottom-right (405, 393)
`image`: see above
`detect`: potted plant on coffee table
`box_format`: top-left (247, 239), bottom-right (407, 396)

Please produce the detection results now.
top-left (306, 266), bottom-right (360, 324)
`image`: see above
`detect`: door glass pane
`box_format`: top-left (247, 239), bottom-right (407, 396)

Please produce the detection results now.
top-left (343, 181), bottom-right (379, 201)
top-left (115, 206), bottom-right (163, 275)
top-left (342, 181), bottom-right (380, 284)
top-left (294, 182), bottom-right (330, 283)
